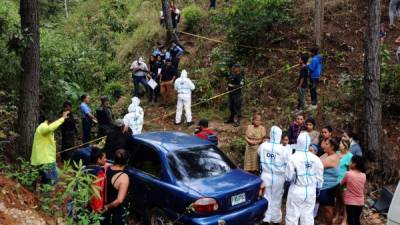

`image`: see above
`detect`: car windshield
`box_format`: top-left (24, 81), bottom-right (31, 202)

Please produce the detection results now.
top-left (168, 146), bottom-right (236, 181)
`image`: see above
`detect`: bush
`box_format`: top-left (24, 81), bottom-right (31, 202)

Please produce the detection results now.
top-left (182, 4), bottom-right (206, 32)
top-left (0, 0), bottom-right (20, 91)
top-left (216, 0), bottom-right (292, 55)
top-left (105, 81), bottom-right (125, 101)
top-left (230, 137), bottom-right (246, 153)
top-left (381, 46), bottom-right (400, 95)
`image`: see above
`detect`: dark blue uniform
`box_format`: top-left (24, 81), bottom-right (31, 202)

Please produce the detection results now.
top-left (227, 72), bottom-right (244, 123)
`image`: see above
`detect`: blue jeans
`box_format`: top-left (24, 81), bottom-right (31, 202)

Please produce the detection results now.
top-left (39, 162), bottom-right (58, 185)
top-left (133, 76), bottom-right (148, 97)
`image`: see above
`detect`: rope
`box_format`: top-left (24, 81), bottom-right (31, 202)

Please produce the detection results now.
top-left (179, 31), bottom-right (302, 53)
top-left (59, 63), bottom-right (299, 153)
top-left (58, 136), bottom-right (106, 154)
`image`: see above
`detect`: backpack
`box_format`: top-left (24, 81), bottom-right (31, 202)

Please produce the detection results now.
top-left (89, 167), bottom-right (107, 212)
top-left (200, 131), bottom-right (218, 145)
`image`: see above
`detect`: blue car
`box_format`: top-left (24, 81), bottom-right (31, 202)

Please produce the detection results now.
top-left (125, 131), bottom-right (268, 225)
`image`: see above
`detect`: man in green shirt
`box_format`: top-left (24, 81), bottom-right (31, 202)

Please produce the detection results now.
top-left (31, 111), bottom-right (69, 185)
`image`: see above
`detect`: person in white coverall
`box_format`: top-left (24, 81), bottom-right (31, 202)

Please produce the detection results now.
top-left (389, 0), bottom-right (400, 27)
top-left (123, 97), bottom-right (144, 135)
top-left (285, 132), bottom-right (324, 225)
top-left (174, 70), bottom-right (195, 126)
top-left (258, 126), bottom-right (290, 225)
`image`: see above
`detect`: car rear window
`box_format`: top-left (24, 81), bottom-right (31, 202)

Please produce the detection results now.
top-left (168, 146), bottom-right (236, 180)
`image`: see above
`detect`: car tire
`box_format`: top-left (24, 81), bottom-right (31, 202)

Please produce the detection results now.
top-left (148, 207), bottom-right (169, 225)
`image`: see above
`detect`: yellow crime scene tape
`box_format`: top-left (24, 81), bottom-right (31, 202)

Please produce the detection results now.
top-left (59, 63), bottom-right (299, 154)
top-left (179, 31), bottom-right (302, 53)
top-left (58, 31), bottom-right (302, 154)
top-left (145, 63), bottom-right (299, 123)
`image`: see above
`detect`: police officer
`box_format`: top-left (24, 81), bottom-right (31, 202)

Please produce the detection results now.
top-left (96, 96), bottom-right (113, 137)
top-left (225, 64), bottom-right (244, 127)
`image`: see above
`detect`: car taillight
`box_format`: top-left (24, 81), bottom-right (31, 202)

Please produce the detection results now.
top-left (192, 197), bottom-right (219, 213)
top-left (258, 183), bottom-right (266, 199)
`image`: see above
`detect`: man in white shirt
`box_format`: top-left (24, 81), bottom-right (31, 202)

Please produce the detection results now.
top-left (130, 57), bottom-right (149, 97)
top-left (174, 70), bottom-right (195, 126)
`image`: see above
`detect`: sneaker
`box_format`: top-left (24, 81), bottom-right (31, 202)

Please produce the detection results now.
top-left (174, 122), bottom-right (181, 125)
top-left (233, 121), bottom-right (240, 127)
top-left (187, 122), bottom-right (193, 127)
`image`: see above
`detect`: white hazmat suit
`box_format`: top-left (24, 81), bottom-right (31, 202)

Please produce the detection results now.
top-left (389, 0), bottom-right (400, 26)
top-left (258, 126), bottom-right (290, 223)
top-left (285, 132), bottom-right (324, 225)
top-left (174, 70), bottom-right (195, 124)
top-left (123, 97), bottom-right (144, 135)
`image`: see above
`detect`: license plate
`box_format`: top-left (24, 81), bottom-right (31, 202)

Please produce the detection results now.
top-left (231, 193), bottom-right (246, 206)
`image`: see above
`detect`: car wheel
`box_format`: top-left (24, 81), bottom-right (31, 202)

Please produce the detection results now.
top-left (148, 208), bottom-right (169, 225)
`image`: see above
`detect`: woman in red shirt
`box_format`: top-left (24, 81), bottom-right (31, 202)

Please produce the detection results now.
top-left (340, 155), bottom-right (366, 225)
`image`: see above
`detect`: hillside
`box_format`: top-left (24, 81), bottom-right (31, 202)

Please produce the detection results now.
top-left (0, 0), bottom-right (399, 224)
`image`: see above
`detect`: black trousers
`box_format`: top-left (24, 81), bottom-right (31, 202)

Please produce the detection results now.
top-left (210, 0), bottom-right (216, 8)
top-left (149, 83), bottom-right (160, 103)
top-left (310, 78), bottom-right (319, 105)
top-left (102, 207), bottom-right (127, 225)
top-left (229, 93), bottom-right (241, 120)
top-left (82, 118), bottom-right (92, 145)
top-left (61, 133), bottom-right (75, 161)
top-left (346, 205), bottom-right (363, 225)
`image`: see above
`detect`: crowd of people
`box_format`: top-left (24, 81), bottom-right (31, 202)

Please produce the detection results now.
top-left (242, 113), bottom-right (365, 225)
top-left (27, 42), bottom-right (331, 223)
top-left (26, 8), bottom-right (371, 221)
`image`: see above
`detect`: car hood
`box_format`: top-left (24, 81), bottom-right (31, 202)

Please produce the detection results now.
top-left (179, 169), bottom-right (261, 196)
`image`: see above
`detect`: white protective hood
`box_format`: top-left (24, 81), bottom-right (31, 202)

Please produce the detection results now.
top-left (295, 132), bottom-right (311, 152)
top-left (180, 69), bottom-right (188, 79)
top-left (128, 97), bottom-right (141, 113)
top-left (174, 69), bottom-right (195, 95)
top-left (269, 125), bottom-right (282, 144)
top-left (124, 97), bottom-right (144, 135)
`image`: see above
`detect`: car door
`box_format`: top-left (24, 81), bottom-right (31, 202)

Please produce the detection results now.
top-left (126, 142), bottom-right (176, 214)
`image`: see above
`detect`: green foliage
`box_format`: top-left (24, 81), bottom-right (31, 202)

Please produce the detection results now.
top-left (5, 158), bottom-right (42, 188)
top-left (61, 161), bottom-right (103, 225)
top-left (39, 0), bottom-right (66, 22)
top-left (2, 156), bottom-right (102, 224)
top-left (182, 4), bottom-right (206, 32)
top-left (105, 81), bottom-right (125, 101)
top-left (230, 137), bottom-right (246, 153)
top-left (116, 0), bottom-right (164, 61)
top-left (381, 46), bottom-right (400, 95)
top-left (194, 69), bottom-right (216, 102)
top-left (211, 46), bottom-right (236, 73)
top-left (0, 0), bottom-right (20, 91)
top-left (216, 0), bottom-right (292, 55)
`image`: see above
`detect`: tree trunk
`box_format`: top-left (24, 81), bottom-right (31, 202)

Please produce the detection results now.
top-left (314, 0), bottom-right (324, 48)
top-left (364, 0), bottom-right (382, 160)
top-left (64, 0), bottom-right (69, 18)
top-left (17, 0), bottom-right (40, 160)
top-left (161, 0), bottom-right (178, 43)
